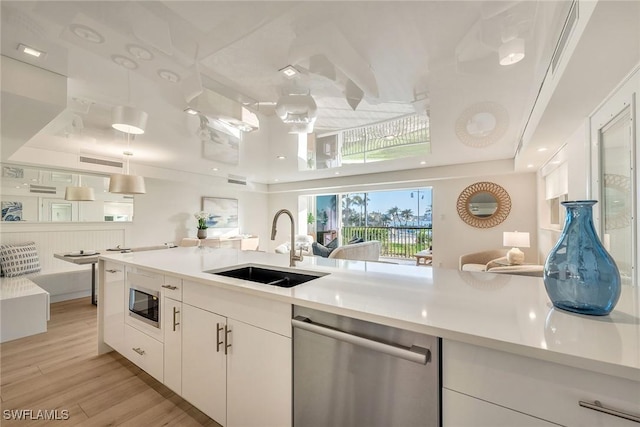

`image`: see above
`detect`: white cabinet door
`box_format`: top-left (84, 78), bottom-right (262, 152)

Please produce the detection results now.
top-left (226, 319), bottom-right (292, 427)
top-left (443, 389), bottom-right (557, 427)
top-left (182, 303), bottom-right (227, 425)
top-left (103, 262), bottom-right (125, 353)
top-left (163, 297), bottom-right (182, 395)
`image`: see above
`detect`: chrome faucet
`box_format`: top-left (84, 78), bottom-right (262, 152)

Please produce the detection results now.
top-left (271, 209), bottom-right (303, 267)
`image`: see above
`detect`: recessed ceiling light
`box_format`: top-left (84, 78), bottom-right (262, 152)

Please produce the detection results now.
top-left (69, 24), bottom-right (104, 44)
top-left (127, 44), bottom-right (153, 61)
top-left (334, 172), bottom-right (340, 175)
top-left (211, 167), bottom-right (219, 171)
top-left (22, 183), bottom-right (28, 186)
top-left (276, 155), bottom-right (286, 160)
top-left (184, 107), bottom-right (199, 115)
top-left (15, 186), bottom-right (20, 189)
top-left (17, 43), bottom-right (46, 58)
top-left (279, 65), bottom-right (299, 78)
top-left (420, 161), bottom-right (426, 165)
top-left (274, 178), bottom-right (279, 182)
top-left (527, 164), bottom-right (534, 168)
top-left (158, 69), bottom-right (180, 83)
top-left (111, 55), bottom-right (138, 70)
top-left (537, 147), bottom-right (548, 152)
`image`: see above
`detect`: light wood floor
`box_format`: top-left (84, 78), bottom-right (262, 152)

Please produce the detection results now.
top-left (0, 297), bottom-right (221, 426)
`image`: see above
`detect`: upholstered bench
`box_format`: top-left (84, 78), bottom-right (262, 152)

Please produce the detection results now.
top-left (0, 242), bottom-right (50, 342)
top-left (0, 275), bottom-right (49, 342)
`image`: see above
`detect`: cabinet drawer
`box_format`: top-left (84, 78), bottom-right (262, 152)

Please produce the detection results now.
top-left (161, 276), bottom-right (182, 301)
top-left (124, 324), bottom-right (163, 382)
top-left (443, 340), bottom-right (640, 426)
top-left (183, 280), bottom-right (291, 337)
top-left (443, 389), bottom-right (556, 426)
top-left (104, 261), bottom-right (125, 281)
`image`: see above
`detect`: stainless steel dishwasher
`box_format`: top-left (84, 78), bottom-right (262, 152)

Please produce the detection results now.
top-left (293, 306), bottom-right (440, 427)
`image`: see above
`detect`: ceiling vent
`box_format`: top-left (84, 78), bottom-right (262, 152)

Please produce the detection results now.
top-left (551, 1), bottom-right (579, 76)
top-left (189, 89), bottom-right (259, 133)
top-left (80, 156), bottom-right (123, 169)
top-left (30, 184), bottom-right (57, 194)
top-left (227, 174), bottom-right (247, 186)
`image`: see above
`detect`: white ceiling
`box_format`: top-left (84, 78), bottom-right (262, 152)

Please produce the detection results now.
top-left (1, 1), bottom-right (636, 185)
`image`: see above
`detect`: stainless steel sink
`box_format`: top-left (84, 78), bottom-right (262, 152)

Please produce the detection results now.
top-left (206, 264), bottom-right (327, 288)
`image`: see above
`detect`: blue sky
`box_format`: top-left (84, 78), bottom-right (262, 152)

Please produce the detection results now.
top-left (360, 188), bottom-right (432, 216)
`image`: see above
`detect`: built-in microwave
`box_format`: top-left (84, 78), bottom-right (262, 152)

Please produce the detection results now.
top-left (129, 286), bottom-right (160, 328)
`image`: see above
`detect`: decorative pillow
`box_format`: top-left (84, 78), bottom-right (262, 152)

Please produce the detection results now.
top-left (312, 242), bottom-right (334, 258)
top-left (0, 242), bottom-right (41, 277)
top-left (348, 237), bottom-right (364, 244)
top-left (325, 238), bottom-right (338, 250)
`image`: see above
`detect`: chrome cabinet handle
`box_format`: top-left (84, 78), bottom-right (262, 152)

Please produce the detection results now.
top-left (216, 323), bottom-right (224, 353)
top-left (579, 400), bottom-right (640, 423)
top-left (132, 347), bottom-right (145, 356)
top-left (161, 284), bottom-right (178, 290)
top-left (172, 307), bottom-right (180, 331)
top-left (292, 316), bottom-right (430, 365)
top-left (106, 269), bottom-right (120, 273)
top-left (224, 324), bottom-right (232, 355)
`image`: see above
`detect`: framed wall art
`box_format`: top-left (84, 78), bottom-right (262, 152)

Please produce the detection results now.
top-left (2, 201), bottom-right (23, 221)
top-left (202, 197), bottom-right (238, 228)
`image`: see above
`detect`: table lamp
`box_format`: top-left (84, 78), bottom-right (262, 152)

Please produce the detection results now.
top-left (503, 231), bottom-right (530, 265)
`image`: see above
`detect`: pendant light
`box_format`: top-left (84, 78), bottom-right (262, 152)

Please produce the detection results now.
top-left (109, 133), bottom-right (146, 194)
top-left (65, 184), bottom-right (95, 201)
top-left (65, 144), bottom-right (95, 201)
top-left (109, 69), bottom-right (147, 194)
top-left (111, 70), bottom-right (148, 134)
top-left (112, 105), bottom-right (147, 134)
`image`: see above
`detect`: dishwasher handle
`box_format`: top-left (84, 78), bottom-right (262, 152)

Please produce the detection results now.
top-left (292, 316), bottom-right (430, 365)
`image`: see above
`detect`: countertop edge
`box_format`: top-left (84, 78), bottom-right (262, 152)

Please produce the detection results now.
top-left (98, 252), bottom-right (640, 382)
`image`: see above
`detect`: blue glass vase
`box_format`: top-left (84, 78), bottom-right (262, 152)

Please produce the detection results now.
top-left (543, 200), bottom-right (621, 316)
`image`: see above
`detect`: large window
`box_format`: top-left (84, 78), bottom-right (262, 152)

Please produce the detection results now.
top-left (308, 188), bottom-right (432, 259)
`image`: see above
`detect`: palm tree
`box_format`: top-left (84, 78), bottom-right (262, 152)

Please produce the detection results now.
top-left (381, 213), bottom-right (392, 227)
top-left (351, 195), bottom-right (364, 226)
top-left (386, 206), bottom-right (400, 226)
top-left (400, 208), bottom-right (414, 226)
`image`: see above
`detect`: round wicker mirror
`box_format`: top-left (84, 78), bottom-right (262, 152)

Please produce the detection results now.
top-left (456, 182), bottom-right (511, 228)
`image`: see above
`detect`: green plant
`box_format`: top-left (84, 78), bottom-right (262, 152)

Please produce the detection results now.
top-left (307, 212), bottom-right (315, 225)
top-left (194, 211), bottom-right (209, 229)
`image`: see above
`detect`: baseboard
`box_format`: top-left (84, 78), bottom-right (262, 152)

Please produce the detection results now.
top-left (49, 290), bottom-right (91, 303)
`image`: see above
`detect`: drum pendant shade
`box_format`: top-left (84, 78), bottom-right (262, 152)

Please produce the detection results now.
top-left (108, 173), bottom-right (146, 194)
top-left (64, 186), bottom-right (96, 201)
top-left (111, 106), bottom-right (148, 134)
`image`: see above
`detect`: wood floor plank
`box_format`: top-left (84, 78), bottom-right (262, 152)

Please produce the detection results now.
top-left (0, 297), bottom-right (220, 426)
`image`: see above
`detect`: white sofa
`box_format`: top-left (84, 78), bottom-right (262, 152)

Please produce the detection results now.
top-left (328, 240), bottom-right (381, 261)
top-left (275, 235), bottom-right (314, 256)
top-left (460, 249), bottom-right (543, 277)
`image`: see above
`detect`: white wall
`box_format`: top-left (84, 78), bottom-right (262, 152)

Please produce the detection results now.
top-left (434, 173), bottom-right (537, 269)
top-left (131, 175), bottom-right (269, 249)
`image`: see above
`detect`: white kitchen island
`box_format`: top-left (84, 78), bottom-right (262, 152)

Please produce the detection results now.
top-left (97, 246), bottom-right (640, 427)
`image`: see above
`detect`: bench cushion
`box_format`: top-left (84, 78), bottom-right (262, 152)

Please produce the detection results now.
top-left (0, 242), bottom-right (41, 277)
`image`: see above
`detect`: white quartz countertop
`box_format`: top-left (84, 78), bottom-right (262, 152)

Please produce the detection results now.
top-left (99, 247), bottom-right (640, 380)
